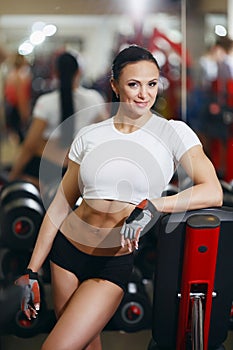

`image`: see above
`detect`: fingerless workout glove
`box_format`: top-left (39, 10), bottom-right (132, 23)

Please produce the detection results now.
top-left (15, 268), bottom-right (40, 320)
top-left (120, 199), bottom-right (160, 240)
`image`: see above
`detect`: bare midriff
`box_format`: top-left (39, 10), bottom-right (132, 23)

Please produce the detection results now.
top-left (60, 198), bottom-right (135, 256)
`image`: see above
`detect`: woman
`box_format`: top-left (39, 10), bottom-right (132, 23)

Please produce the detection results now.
top-left (4, 52), bottom-right (32, 143)
top-left (8, 51), bottom-right (106, 189)
top-left (16, 45), bottom-right (222, 350)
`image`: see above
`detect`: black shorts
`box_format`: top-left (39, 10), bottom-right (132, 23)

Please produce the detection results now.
top-left (50, 231), bottom-right (134, 292)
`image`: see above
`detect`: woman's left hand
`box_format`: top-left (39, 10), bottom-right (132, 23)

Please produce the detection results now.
top-left (120, 199), bottom-right (160, 251)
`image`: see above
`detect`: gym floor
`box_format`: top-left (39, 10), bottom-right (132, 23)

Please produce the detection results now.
top-left (0, 331), bottom-right (155, 350)
top-left (0, 329), bottom-right (233, 349)
top-left (0, 278), bottom-right (233, 349)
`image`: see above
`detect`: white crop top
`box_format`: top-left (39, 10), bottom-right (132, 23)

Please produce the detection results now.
top-left (68, 114), bottom-right (201, 204)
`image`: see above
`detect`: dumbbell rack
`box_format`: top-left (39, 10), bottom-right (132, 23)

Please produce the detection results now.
top-left (0, 180), bottom-right (49, 338)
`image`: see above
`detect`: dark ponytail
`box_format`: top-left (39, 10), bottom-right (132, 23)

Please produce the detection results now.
top-left (55, 52), bottom-right (79, 147)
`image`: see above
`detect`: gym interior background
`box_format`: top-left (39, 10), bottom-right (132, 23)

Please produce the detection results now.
top-left (0, 0), bottom-right (233, 349)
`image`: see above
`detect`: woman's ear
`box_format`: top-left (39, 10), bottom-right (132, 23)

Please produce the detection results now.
top-left (110, 78), bottom-right (119, 97)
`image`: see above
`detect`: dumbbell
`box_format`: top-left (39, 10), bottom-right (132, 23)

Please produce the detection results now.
top-left (1, 250), bottom-right (31, 281)
top-left (0, 279), bottom-right (22, 331)
top-left (0, 170), bottom-right (9, 192)
top-left (0, 249), bottom-right (51, 286)
top-left (0, 180), bottom-right (45, 251)
top-left (9, 308), bottom-right (56, 338)
top-left (106, 267), bottom-right (152, 333)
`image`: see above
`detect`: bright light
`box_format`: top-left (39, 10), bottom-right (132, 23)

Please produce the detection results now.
top-left (168, 52), bottom-right (181, 66)
top-left (30, 30), bottom-right (46, 45)
top-left (32, 21), bottom-right (45, 32)
top-left (153, 50), bottom-right (167, 67)
top-left (18, 21), bottom-right (57, 55)
top-left (159, 77), bottom-right (170, 90)
top-left (18, 41), bottom-right (34, 55)
top-left (155, 37), bottom-right (171, 51)
top-left (127, 0), bottom-right (149, 20)
top-left (167, 29), bottom-right (182, 43)
top-left (43, 24), bottom-right (57, 37)
top-left (215, 25), bottom-right (227, 37)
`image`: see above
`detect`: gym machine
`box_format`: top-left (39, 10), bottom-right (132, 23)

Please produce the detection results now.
top-left (148, 206), bottom-right (233, 350)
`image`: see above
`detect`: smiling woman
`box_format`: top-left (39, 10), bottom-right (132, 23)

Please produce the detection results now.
top-left (111, 60), bottom-right (159, 121)
top-left (0, 2), bottom-right (232, 349)
top-left (11, 44), bottom-right (223, 350)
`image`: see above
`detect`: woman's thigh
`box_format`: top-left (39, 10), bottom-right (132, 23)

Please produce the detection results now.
top-left (50, 261), bottom-right (80, 318)
top-left (42, 278), bottom-right (124, 350)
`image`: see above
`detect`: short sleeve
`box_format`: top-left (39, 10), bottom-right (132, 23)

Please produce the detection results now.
top-left (68, 131), bottom-right (84, 164)
top-left (168, 120), bottom-right (202, 161)
top-left (32, 95), bottom-right (49, 121)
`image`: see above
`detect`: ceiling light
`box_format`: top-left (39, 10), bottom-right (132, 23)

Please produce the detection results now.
top-left (18, 41), bottom-right (34, 55)
top-left (43, 24), bottom-right (57, 37)
top-left (215, 25), bottom-right (227, 37)
top-left (30, 30), bottom-right (46, 45)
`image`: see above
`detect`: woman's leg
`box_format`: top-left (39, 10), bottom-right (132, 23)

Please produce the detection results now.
top-left (48, 262), bottom-right (102, 350)
top-left (41, 265), bottom-right (124, 350)
top-left (84, 335), bottom-right (102, 350)
top-left (50, 262), bottom-right (80, 319)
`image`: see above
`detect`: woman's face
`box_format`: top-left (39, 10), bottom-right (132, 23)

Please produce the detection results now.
top-left (112, 60), bottom-right (159, 117)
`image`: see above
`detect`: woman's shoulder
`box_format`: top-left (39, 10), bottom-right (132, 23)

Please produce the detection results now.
top-left (75, 86), bottom-right (105, 101)
top-left (149, 114), bottom-right (199, 144)
top-left (34, 90), bottom-right (59, 105)
top-left (149, 113), bottom-right (171, 131)
top-left (151, 114), bottom-right (193, 131)
top-left (167, 118), bottom-right (196, 133)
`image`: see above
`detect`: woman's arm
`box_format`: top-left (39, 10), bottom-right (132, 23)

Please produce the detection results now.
top-left (8, 118), bottom-right (47, 181)
top-left (27, 160), bottom-right (81, 272)
top-left (152, 145), bottom-right (223, 213)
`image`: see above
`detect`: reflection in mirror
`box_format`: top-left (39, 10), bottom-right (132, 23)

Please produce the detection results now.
top-left (0, 2), bottom-right (183, 159)
top-left (0, 0), bottom-right (232, 186)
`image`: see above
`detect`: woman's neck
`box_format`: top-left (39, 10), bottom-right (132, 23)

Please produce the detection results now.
top-left (113, 111), bottom-right (152, 133)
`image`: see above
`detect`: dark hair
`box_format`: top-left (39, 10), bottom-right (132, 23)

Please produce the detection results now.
top-left (111, 45), bottom-right (160, 82)
top-left (215, 36), bottom-right (233, 53)
top-left (55, 52), bottom-right (79, 147)
top-left (110, 45), bottom-right (160, 114)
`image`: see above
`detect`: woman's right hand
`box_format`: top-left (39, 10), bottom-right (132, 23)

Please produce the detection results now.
top-left (15, 268), bottom-right (40, 320)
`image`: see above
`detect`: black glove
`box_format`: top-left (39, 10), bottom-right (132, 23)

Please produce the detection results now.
top-left (120, 199), bottom-right (160, 250)
top-left (15, 268), bottom-right (40, 320)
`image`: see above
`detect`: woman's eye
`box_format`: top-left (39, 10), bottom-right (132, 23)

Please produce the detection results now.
top-left (128, 82), bottom-right (138, 88)
top-left (149, 81), bottom-right (157, 87)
